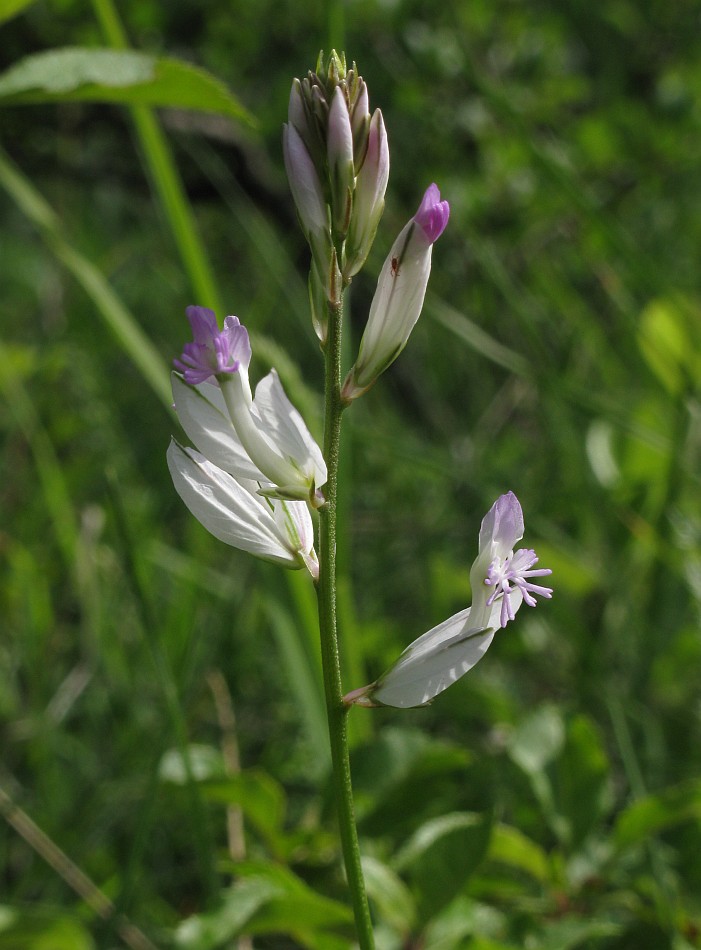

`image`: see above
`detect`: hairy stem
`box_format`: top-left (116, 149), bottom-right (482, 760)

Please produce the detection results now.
top-left (317, 297), bottom-right (375, 947)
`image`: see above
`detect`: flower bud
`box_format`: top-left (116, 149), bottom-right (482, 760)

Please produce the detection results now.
top-left (342, 184), bottom-right (449, 400)
top-left (328, 86), bottom-right (355, 237)
top-left (288, 78), bottom-right (308, 137)
top-left (350, 79), bottom-right (370, 172)
top-left (283, 122), bottom-right (329, 238)
top-left (343, 109), bottom-right (389, 279)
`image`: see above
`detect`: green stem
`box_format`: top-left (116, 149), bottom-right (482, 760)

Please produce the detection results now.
top-left (317, 298), bottom-right (375, 947)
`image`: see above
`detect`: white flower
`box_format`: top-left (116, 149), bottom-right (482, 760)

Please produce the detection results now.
top-left (345, 492), bottom-right (552, 708)
top-left (173, 309), bottom-right (327, 506)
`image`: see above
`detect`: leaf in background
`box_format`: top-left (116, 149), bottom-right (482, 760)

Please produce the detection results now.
top-left (508, 705), bottom-right (565, 776)
top-left (393, 812), bottom-right (492, 924)
top-left (0, 149), bottom-right (172, 409)
top-left (507, 704), bottom-right (569, 840)
top-left (361, 855), bottom-right (417, 936)
top-left (351, 727), bottom-right (471, 831)
top-left (0, 47), bottom-right (254, 123)
top-left (175, 877), bottom-right (282, 950)
top-left (531, 917), bottom-right (621, 949)
top-left (638, 298), bottom-right (701, 394)
top-left (421, 897), bottom-right (512, 950)
top-left (203, 769), bottom-right (286, 845)
top-left (232, 861), bottom-right (353, 946)
top-left (613, 779), bottom-right (701, 851)
top-left (554, 715), bottom-right (612, 850)
top-left (0, 0), bottom-right (39, 27)
top-left (0, 910), bottom-right (94, 949)
top-left (485, 823), bottom-right (551, 885)
top-left (176, 862), bottom-right (353, 949)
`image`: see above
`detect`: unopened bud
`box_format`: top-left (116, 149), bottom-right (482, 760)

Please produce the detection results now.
top-left (344, 109), bottom-right (389, 279)
top-left (342, 184), bottom-right (449, 400)
top-left (283, 122), bottom-right (328, 237)
top-left (328, 86), bottom-right (355, 238)
top-left (350, 80), bottom-right (370, 172)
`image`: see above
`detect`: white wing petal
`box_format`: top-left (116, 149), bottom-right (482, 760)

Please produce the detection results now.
top-left (252, 370), bottom-right (327, 488)
top-left (166, 440), bottom-right (297, 567)
top-left (370, 607), bottom-right (495, 708)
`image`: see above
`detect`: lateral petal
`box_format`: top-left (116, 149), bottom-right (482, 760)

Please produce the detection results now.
top-left (252, 370), bottom-right (327, 489)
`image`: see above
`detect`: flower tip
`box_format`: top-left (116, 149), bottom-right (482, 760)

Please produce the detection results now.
top-left (414, 183), bottom-right (450, 243)
top-left (175, 306), bottom-right (251, 386)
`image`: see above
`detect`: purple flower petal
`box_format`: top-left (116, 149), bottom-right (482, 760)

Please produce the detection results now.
top-left (413, 183), bottom-right (450, 243)
top-left (174, 307), bottom-right (251, 386)
top-left (479, 491), bottom-right (524, 555)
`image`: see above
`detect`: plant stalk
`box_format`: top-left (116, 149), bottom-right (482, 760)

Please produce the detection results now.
top-left (317, 297), bottom-right (375, 947)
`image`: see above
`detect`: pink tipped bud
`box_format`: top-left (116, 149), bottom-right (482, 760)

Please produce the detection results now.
top-left (342, 184), bottom-right (449, 399)
top-left (414, 183), bottom-right (450, 243)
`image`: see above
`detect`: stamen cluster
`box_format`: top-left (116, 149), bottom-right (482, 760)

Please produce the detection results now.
top-left (485, 548), bottom-right (553, 628)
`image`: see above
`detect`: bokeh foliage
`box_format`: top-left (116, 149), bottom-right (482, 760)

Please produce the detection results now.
top-left (1, 0), bottom-right (701, 946)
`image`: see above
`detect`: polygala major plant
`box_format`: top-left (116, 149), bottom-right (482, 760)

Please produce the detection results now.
top-left (166, 50), bottom-right (552, 948)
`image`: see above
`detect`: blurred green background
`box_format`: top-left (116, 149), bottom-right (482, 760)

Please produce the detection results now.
top-left (1, 0), bottom-right (701, 947)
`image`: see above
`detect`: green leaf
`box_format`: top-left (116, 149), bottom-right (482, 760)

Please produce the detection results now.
top-left (176, 862), bottom-right (352, 949)
top-left (30, 918), bottom-right (95, 950)
top-left (486, 823), bottom-right (551, 884)
top-left (175, 877), bottom-right (281, 949)
top-left (614, 779), bottom-right (701, 850)
top-left (508, 705), bottom-right (565, 776)
top-left (234, 861), bottom-right (353, 946)
top-left (203, 769), bottom-right (287, 843)
top-left (422, 896), bottom-right (511, 950)
top-left (0, 0), bottom-right (39, 27)
top-left (0, 910), bottom-right (94, 949)
top-left (533, 917), bottom-right (621, 949)
top-left (352, 727), bottom-right (471, 829)
top-left (638, 297), bottom-right (701, 393)
top-left (0, 48), bottom-right (254, 124)
top-left (0, 149), bottom-right (172, 410)
top-left (507, 705), bottom-right (567, 839)
top-left (361, 855), bottom-right (417, 935)
top-left (393, 812), bottom-right (492, 923)
top-left (0, 908), bottom-right (17, 931)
